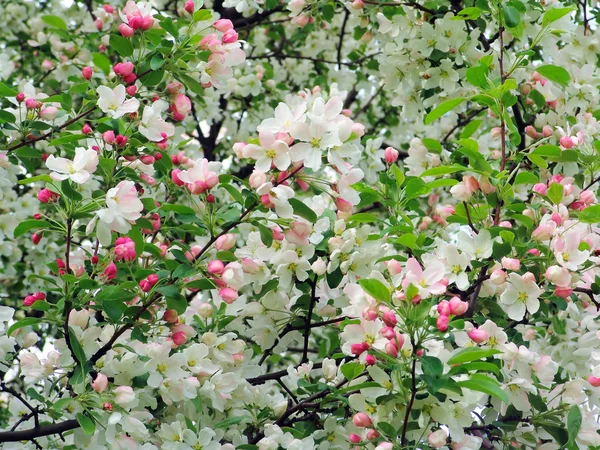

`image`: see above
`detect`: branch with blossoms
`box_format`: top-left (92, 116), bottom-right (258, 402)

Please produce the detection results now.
top-left (2, 0), bottom-right (600, 449)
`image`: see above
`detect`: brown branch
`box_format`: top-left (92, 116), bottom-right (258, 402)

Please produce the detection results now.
top-left (4, 107), bottom-right (97, 152)
top-left (400, 346), bottom-right (418, 446)
top-left (0, 419), bottom-right (79, 443)
top-left (301, 275), bottom-right (319, 364)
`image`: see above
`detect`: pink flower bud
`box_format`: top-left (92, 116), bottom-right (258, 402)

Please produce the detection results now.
top-left (467, 328), bottom-right (488, 343)
top-left (366, 430), bottom-right (379, 440)
top-left (198, 302), bottom-right (214, 318)
top-left (428, 429), bottom-right (448, 448)
top-left (207, 260), bottom-right (225, 274)
top-left (436, 315), bottom-right (449, 332)
top-left (580, 190), bottom-right (596, 204)
top-left (380, 326), bottom-right (396, 340)
top-left (525, 125), bottom-right (538, 139)
top-left (102, 130), bottom-right (116, 144)
top-left (214, 19), bottom-right (233, 32)
top-left (501, 257), bottom-right (520, 271)
top-left (102, 262), bottom-right (117, 280)
top-left (384, 146), bottom-right (399, 164)
top-left (542, 125), bottom-right (553, 138)
top-left (141, 15), bottom-right (154, 30)
top-left (163, 309), bottom-right (178, 324)
top-left (382, 310), bottom-right (397, 327)
top-left (119, 23), bottom-right (135, 37)
top-left (349, 433), bottom-right (362, 444)
top-left (40, 106), bottom-right (58, 120)
top-left (126, 85), bottom-right (137, 96)
top-left (222, 29), bottom-right (238, 43)
top-left (463, 175), bottom-right (480, 194)
top-left (385, 341), bottom-right (398, 357)
top-left (31, 233), bottom-right (42, 245)
top-left (24, 295), bottom-right (36, 307)
top-left (172, 331), bottom-right (188, 346)
top-left (103, 4), bottom-right (114, 12)
top-left (184, 1), bottom-right (195, 13)
top-left (82, 123), bottom-right (92, 135)
top-left (219, 287), bottom-right (238, 303)
top-left (490, 269), bottom-right (507, 285)
top-left (37, 188), bottom-right (59, 203)
top-left (437, 300), bottom-right (451, 316)
top-left (352, 412), bottom-right (372, 428)
top-left (554, 286), bottom-right (572, 298)
top-left (42, 59), bottom-right (53, 70)
top-left (365, 354), bottom-right (376, 365)
top-left (350, 342), bottom-right (369, 356)
top-left (139, 279), bottom-right (152, 292)
top-left (92, 373), bottom-right (108, 393)
top-left (499, 220), bottom-right (512, 228)
top-left (82, 66), bottom-right (93, 80)
top-left (362, 308), bottom-right (378, 321)
top-left (215, 233), bottom-right (236, 251)
top-left (449, 296), bottom-right (468, 316)
top-left (16, 92), bottom-right (25, 103)
top-left (25, 98), bottom-right (38, 110)
top-left (588, 376), bottom-right (600, 387)
top-left (352, 0), bottom-right (365, 8)
top-left (115, 135), bottom-right (128, 147)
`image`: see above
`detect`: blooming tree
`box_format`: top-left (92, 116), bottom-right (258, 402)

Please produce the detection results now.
top-left (1, 0), bottom-right (600, 449)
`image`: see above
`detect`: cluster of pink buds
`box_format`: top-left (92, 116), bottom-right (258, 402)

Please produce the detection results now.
top-left (436, 296), bottom-right (469, 332)
top-left (114, 237), bottom-right (137, 262)
top-left (139, 273), bottom-right (159, 292)
top-left (18, 93), bottom-right (59, 121)
top-left (119, 1), bottom-right (155, 37)
top-left (24, 291), bottom-right (46, 307)
top-left (166, 82), bottom-right (192, 121)
top-left (114, 62), bottom-right (137, 84)
top-left (450, 174), bottom-right (495, 202)
top-left (102, 131), bottom-right (129, 148)
top-left (350, 413), bottom-right (387, 444)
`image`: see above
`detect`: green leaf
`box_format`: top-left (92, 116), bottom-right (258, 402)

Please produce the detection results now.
top-left (128, 225), bottom-right (145, 256)
top-left (68, 327), bottom-right (88, 368)
top-left (566, 405), bottom-right (582, 446)
top-left (193, 9), bottom-right (212, 21)
top-left (420, 356), bottom-right (443, 378)
top-left (257, 222), bottom-right (273, 247)
top-left (580, 205), bottom-right (600, 223)
top-left (348, 213), bottom-right (379, 224)
top-left (0, 82), bottom-right (18, 97)
top-left (289, 198), bottom-right (318, 223)
top-left (358, 278), bottom-right (390, 303)
top-left (42, 15), bottom-right (67, 30)
top-left (13, 220), bottom-right (51, 238)
top-left (341, 362), bottom-right (365, 381)
top-left (514, 172), bottom-right (538, 185)
top-left (214, 415), bottom-right (249, 429)
top-left (92, 52), bottom-right (111, 75)
top-left (456, 374), bottom-right (509, 403)
top-left (536, 65), bottom-right (570, 87)
top-left (185, 278), bottom-right (217, 290)
top-left (0, 110), bottom-right (16, 123)
top-left (109, 34), bottom-right (134, 57)
top-left (76, 413), bottom-right (96, 435)
top-left (159, 203), bottom-right (196, 215)
top-left (404, 178), bottom-right (431, 200)
top-left (7, 318), bottom-right (41, 336)
top-left (447, 347), bottom-right (502, 365)
top-left (377, 422), bottom-right (398, 439)
top-left (159, 17), bottom-right (179, 37)
top-left (425, 98), bottom-right (465, 124)
top-left (420, 164), bottom-right (466, 177)
top-left (453, 7), bottom-right (483, 20)
top-left (542, 6), bottom-right (576, 26)
top-left (547, 182), bottom-right (564, 204)
top-left (321, 4), bottom-right (334, 22)
top-left (96, 286), bottom-right (136, 302)
top-left (502, 5), bottom-right (520, 28)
